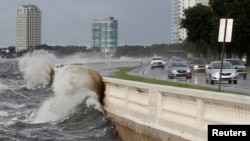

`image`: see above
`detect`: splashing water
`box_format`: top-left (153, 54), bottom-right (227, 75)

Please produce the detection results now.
top-left (19, 50), bottom-right (105, 123)
top-left (18, 50), bottom-right (56, 89)
top-left (0, 54), bottom-right (121, 140)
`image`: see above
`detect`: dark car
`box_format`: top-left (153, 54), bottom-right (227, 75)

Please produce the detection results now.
top-left (224, 58), bottom-right (247, 80)
top-left (189, 58), bottom-right (208, 73)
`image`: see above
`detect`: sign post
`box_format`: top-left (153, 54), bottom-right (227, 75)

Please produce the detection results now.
top-left (218, 18), bottom-right (233, 91)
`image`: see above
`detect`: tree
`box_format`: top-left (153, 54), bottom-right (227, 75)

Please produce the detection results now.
top-left (181, 4), bottom-right (212, 58)
top-left (182, 0), bottom-right (250, 65)
top-left (210, 0), bottom-right (250, 64)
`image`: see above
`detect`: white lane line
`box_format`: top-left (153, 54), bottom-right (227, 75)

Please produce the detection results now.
top-left (139, 66), bottom-right (150, 75)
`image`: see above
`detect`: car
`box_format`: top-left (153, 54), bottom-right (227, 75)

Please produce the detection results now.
top-left (171, 56), bottom-right (183, 61)
top-left (224, 58), bottom-right (247, 80)
top-left (205, 61), bottom-right (237, 84)
top-left (167, 61), bottom-right (192, 79)
top-left (150, 56), bottom-right (165, 69)
top-left (189, 58), bottom-right (208, 73)
top-left (168, 56), bottom-right (184, 66)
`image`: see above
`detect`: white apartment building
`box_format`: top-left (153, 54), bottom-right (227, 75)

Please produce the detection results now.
top-left (170, 0), bottom-right (209, 44)
top-left (91, 17), bottom-right (118, 53)
top-left (16, 5), bottom-right (41, 52)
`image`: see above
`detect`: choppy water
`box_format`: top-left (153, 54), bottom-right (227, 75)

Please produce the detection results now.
top-left (0, 51), bottom-right (121, 141)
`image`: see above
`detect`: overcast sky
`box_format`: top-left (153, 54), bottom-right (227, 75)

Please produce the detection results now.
top-left (0, 0), bottom-right (171, 47)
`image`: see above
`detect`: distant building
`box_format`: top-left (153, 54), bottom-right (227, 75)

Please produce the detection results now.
top-left (16, 5), bottom-right (41, 52)
top-left (170, 0), bottom-right (209, 44)
top-left (91, 17), bottom-right (118, 54)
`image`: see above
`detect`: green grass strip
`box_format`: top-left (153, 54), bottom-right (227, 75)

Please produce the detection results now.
top-left (109, 67), bottom-right (218, 92)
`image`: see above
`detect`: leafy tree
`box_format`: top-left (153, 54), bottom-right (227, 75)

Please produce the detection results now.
top-left (182, 0), bottom-right (250, 65)
top-left (210, 0), bottom-right (250, 64)
top-left (181, 4), bottom-right (212, 58)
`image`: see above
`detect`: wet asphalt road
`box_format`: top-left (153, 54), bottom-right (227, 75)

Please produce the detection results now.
top-left (128, 65), bottom-right (250, 95)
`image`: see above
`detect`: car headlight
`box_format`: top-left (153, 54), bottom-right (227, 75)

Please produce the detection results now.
top-left (212, 72), bottom-right (220, 77)
top-left (194, 65), bottom-right (198, 69)
top-left (187, 69), bottom-right (191, 73)
top-left (205, 64), bottom-right (209, 68)
top-left (172, 70), bottom-right (177, 73)
top-left (232, 72), bottom-right (236, 76)
top-left (232, 71), bottom-right (238, 76)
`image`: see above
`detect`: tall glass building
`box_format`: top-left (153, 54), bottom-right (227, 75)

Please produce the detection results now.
top-left (91, 17), bottom-right (118, 53)
top-left (16, 5), bottom-right (41, 52)
top-left (170, 0), bottom-right (209, 44)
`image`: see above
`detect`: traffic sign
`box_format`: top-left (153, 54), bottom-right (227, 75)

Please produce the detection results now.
top-left (218, 19), bottom-right (233, 42)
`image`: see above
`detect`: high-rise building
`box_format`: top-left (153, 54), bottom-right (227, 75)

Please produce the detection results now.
top-left (16, 5), bottom-right (41, 52)
top-left (91, 17), bottom-right (118, 54)
top-left (170, 0), bottom-right (209, 44)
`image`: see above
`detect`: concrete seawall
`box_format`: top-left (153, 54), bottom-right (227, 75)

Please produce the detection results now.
top-left (103, 77), bottom-right (250, 141)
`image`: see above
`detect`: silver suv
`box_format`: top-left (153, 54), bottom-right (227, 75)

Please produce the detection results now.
top-left (224, 58), bottom-right (247, 80)
top-left (150, 56), bottom-right (165, 69)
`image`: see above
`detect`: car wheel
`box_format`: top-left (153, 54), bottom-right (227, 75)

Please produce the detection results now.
top-left (233, 80), bottom-right (237, 84)
top-left (210, 80), bottom-right (214, 84)
top-left (243, 74), bottom-right (247, 80)
top-left (151, 67), bottom-right (153, 69)
top-left (209, 75), bottom-right (214, 84)
top-left (228, 80), bottom-right (232, 84)
top-left (162, 66), bottom-right (164, 69)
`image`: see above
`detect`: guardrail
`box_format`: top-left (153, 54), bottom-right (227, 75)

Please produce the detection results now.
top-left (103, 77), bottom-right (250, 141)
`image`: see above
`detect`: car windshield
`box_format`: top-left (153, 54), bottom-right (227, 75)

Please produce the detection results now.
top-left (225, 59), bottom-right (244, 65)
top-left (152, 57), bottom-right (163, 60)
top-left (172, 58), bottom-right (183, 61)
top-left (172, 62), bottom-right (187, 67)
top-left (212, 62), bottom-right (233, 69)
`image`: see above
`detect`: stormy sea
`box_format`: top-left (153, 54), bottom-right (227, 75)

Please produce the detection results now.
top-left (0, 50), bottom-right (122, 141)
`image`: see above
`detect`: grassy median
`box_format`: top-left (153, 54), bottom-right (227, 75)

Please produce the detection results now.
top-left (109, 67), bottom-right (220, 92)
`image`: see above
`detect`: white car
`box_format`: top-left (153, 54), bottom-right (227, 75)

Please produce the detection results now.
top-left (150, 56), bottom-right (165, 69)
top-left (205, 61), bottom-right (238, 84)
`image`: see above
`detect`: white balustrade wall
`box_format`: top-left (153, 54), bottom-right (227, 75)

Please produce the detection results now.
top-left (103, 77), bottom-right (250, 141)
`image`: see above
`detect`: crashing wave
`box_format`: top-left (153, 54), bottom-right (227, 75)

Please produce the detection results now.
top-left (18, 50), bottom-right (106, 123)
